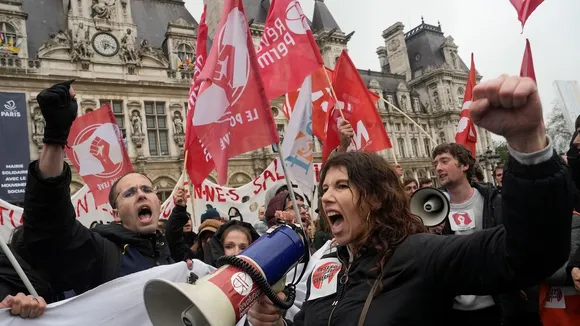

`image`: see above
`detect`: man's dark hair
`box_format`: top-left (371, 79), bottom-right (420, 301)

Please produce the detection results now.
top-left (432, 143), bottom-right (475, 181)
top-left (402, 178), bottom-right (418, 188)
top-left (473, 163), bottom-right (485, 182)
top-left (419, 178), bottom-right (432, 187)
top-left (109, 172), bottom-right (154, 209)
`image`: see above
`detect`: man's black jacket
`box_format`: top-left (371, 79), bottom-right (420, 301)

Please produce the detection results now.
top-left (285, 153), bottom-right (573, 325)
top-left (21, 162), bottom-right (173, 296)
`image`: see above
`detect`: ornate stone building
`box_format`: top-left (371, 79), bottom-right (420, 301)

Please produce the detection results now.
top-left (0, 0), bottom-right (492, 204)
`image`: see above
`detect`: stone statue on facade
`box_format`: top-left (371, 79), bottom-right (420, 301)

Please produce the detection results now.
top-left (400, 96), bottom-right (407, 111)
top-left (33, 110), bottom-right (45, 135)
top-left (433, 91), bottom-right (440, 107)
top-left (92, 0), bottom-right (115, 19)
top-left (131, 110), bottom-right (143, 135)
top-left (38, 29), bottom-right (70, 53)
top-left (173, 111), bottom-right (184, 135)
top-left (71, 23), bottom-right (92, 62)
top-left (172, 111), bottom-right (185, 148)
top-left (31, 109), bottom-right (45, 148)
top-left (130, 110), bottom-right (145, 150)
top-left (120, 29), bottom-right (138, 63)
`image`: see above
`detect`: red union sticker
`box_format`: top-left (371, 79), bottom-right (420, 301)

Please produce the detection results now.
top-left (308, 258), bottom-right (341, 301)
top-left (207, 257), bottom-right (262, 320)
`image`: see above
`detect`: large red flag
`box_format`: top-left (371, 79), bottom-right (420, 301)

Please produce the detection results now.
top-left (66, 104), bottom-right (133, 206)
top-left (322, 50), bottom-right (392, 162)
top-left (455, 53), bottom-right (478, 158)
top-left (284, 66), bottom-right (334, 141)
top-left (257, 0), bottom-right (324, 100)
top-left (184, 5), bottom-right (215, 186)
top-left (192, 0), bottom-right (280, 185)
top-left (509, 0), bottom-right (544, 30)
top-left (520, 39), bottom-right (536, 82)
top-left (284, 67), bottom-right (381, 143)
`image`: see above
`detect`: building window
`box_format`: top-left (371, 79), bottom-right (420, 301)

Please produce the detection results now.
top-left (422, 124), bottom-right (428, 132)
top-left (395, 123), bottom-right (401, 131)
top-left (177, 44), bottom-right (194, 69)
top-left (397, 138), bottom-right (406, 157)
top-left (100, 99), bottom-right (125, 133)
top-left (410, 124), bottom-right (415, 131)
top-left (157, 190), bottom-right (172, 202)
top-left (271, 124), bottom-right (285, 153)
top-left (424, 138), bottom-right (432, 157)
top-left (0, 22), bottom-right (18, 55)
top-left (145, 101), bottom-right (169, 156)
top-left (411, 138), bottom-right (419, 157)
top-left (457, 87), bottom-right (465, 104)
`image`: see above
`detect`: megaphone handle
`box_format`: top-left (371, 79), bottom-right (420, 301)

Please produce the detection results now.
top-left (216, 255), bottom-right (296, 310)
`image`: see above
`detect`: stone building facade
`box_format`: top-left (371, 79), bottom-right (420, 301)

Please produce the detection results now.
top-left (0, 0), bottom-right (492, 203)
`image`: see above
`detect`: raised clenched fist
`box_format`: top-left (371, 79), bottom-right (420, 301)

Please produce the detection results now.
top-left (469, 75), bottom-right (546, 153)
top-left (36, 80), bottom-right (78, 146)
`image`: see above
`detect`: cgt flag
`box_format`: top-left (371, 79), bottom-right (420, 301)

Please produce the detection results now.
top-left (65, 104), bottom-right (133, 206)
top-left (455, 53), bottom-right (478, 158)
top-left (192, 0), bottom-right (279, 186)
top-left (256, 0), bottom-right (323, 100)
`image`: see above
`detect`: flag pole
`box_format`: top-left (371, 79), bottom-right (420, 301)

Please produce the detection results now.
top-left (0, 234), bottom-right (38, 297)
top-left (321, 66), bottom-right (359, 150)
top-left (381, 98), bottom-right (437, 145)
top-left (182, 150), bottom-right (197, 228)
top-left (275, 143), bottom-right (312, 257)
top-left (321, 67), bottom-right (346, 120)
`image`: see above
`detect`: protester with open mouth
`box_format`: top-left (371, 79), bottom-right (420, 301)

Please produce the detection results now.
top-left (18, 81), bottom-right (174, 300)
top-left (248, 75), bottom-right (574, 325)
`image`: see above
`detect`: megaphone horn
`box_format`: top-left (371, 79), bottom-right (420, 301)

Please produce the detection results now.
top-left (410, 187), bottom-right (450, 227)
top-left (143, 224), bottom-right (306, 326)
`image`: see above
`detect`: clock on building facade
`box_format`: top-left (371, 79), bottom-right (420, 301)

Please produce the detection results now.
top-left (92, 32), bottom-right (119, 56)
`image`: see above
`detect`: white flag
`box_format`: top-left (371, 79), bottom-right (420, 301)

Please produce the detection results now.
top-left (281, 75), bottom-right (314, 193)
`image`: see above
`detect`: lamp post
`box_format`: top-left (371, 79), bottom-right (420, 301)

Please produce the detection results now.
top-left (478, 147), bottom-right (501, 183)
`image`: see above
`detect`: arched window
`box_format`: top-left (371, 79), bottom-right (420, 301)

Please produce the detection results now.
top-left (177, 44), bottom-right (194, 69)
top-left (0, 22), bottom-right (19, 55)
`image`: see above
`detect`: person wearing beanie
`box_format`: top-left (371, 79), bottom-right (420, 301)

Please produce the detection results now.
top-left (192, 219), bottom-right (223, 260)
top-left (200, 208), bottom-right (221, 223)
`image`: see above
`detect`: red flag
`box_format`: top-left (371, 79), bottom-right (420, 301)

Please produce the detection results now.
top-left (184, 5), bottom-right (215, 186)
top-left (509, 0), bottom-right (544, 30)
top-left (192, 0), bottom-right (280, 185)
top-left (455, 53), bottom-right (478, 158)
top-left (520, 39), bottom-right (536, 82)
top-left (284, 66), bottom-right (334, 141)
top-left (257, 0), bottom-right (324, 100)
top-left (322, 50), bottom-right (392, 162)
top-left (65, 104), bottom-right (133, 206)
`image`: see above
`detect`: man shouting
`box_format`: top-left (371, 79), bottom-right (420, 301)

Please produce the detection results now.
top-left (20, 81), bottom-right (173, 298)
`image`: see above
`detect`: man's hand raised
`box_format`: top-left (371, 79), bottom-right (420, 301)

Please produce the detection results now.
top-left (469, 75), bottom-right (546, 153)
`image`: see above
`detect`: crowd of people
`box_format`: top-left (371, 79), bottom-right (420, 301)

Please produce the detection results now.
top-left (0, 75), bottom-right (579, 325)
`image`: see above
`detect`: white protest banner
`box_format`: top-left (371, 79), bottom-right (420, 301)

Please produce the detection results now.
top-left (190, 158), bottom-right (319, 227)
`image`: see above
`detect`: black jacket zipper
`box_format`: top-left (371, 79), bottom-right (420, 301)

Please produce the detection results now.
top-left (328, 255), bottom-right (350, 326)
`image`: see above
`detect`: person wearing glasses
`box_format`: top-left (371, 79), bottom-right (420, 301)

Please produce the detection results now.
top-left (20, 81), bottom-right (174, 301)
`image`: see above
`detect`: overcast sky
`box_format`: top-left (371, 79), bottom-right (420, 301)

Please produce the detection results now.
top-left (184, 0), bottom-right (580, 119)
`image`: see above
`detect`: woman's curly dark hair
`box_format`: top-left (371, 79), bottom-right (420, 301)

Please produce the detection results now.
top-left (318, 151), bottom-right (427, 273)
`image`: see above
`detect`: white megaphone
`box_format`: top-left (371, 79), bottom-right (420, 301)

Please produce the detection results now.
top-left (143, 224), bottom-right (307, 326)
top-left (410, 187), bottom-right (450, 227)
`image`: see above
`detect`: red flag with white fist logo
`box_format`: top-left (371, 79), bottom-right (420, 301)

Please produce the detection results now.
top-left (65, 103), bottom-right (133, 206)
